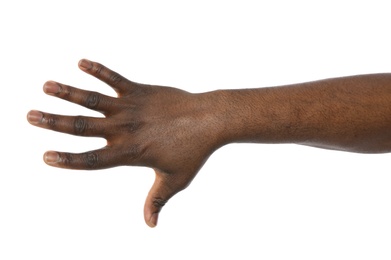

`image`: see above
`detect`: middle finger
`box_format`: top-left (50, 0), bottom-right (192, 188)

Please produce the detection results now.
top-left (27, 110), bottom-right (107, 137)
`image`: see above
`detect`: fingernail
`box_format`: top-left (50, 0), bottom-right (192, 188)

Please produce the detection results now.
top-left (27, 110), bottom-right (43, 124)
top-left (79, 59), bottom-right (92, 70)
top-left (149, 213), bottom-right (158, 228)
top-left (44, 151), bottom-right (59, 164)
top-left (43, 81), bottom-right (61, 94)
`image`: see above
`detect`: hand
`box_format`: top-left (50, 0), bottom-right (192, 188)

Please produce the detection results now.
top-left (27, 59), bottom-right (224, 227)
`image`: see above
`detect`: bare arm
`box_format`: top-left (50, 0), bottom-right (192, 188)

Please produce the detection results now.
top-left (27, 59), bottom-right (391, 227)
top-left (217, 73), bottom-right (391, 153)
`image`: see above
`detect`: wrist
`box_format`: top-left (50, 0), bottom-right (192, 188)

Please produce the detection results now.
top-left (202, 87), bottom-right (301, 146)
top-left (198, 89), bottom-right (263, 147)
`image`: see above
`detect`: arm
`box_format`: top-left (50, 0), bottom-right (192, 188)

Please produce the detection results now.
top-left (216, 73), bottom-right (391, 153)
top-left (27, 59), bottom-right (391, 227)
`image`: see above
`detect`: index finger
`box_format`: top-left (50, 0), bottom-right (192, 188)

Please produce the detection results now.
top-left (78, 59), bottom-right (134, 96)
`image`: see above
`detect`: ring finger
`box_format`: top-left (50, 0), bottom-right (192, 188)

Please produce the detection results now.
top-left (43, 81), bottom-right (116, 115)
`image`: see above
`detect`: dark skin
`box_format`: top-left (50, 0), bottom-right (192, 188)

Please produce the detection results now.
top-left (27, 59), bottom-right (391, 227)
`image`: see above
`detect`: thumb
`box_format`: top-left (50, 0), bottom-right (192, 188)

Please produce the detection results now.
top-left (144, 170), bottom-right (175, 228)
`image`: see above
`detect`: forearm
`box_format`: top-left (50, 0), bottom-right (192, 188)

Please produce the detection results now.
top-left (210, 73), bottom-right (391, 153)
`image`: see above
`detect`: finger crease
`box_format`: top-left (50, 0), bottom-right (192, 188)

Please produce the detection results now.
top-left (74, 117), bottom-right (87, 135)
top-left (86, 92), bottom-right (100, 109)
top-left (84, 152), bottom-right (98, 168)
top-left (153, 198), bottom-right (167, 208)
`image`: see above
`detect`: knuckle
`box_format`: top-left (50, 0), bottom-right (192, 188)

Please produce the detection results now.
top-left (109, 72), bottom-right (123, 85)
top-left (130, 84), bottom-right (152, 97)
top-left (93, 64), bottom-right (104, 76)
top-left (58, 83), bottom-right (70, 97)
top-left (152, 197), bottom-right (167, 209)
top-left (123, 120), bottom-right (142, 134)
top-left (126, 144), bottom-right (142, 159)
top-left (47, 82), bottom-right (71, 99)
top-left (73, 116), bottom-right (87, 135)
top-left (83, 152), bottom-right (98, 168)
top-left (43, 114), bottom-right (58, 129)
top-left (85, 92), bottom-right (101, 109)
top-left (47, 117), bottom-right (56, 127)
top-left (60, 153), bottom-right (74, 165)
top-left (128, 144), bottom-right (141, 156)
top-left (119, 144), bottom-right (145, 165)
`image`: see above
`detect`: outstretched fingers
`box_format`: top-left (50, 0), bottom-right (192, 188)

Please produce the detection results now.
top-left (43, 81), bottom-right (116, 114)
top-left (78, 59), bottom-right (134, 96)
top-left (43, 147), bottom-right (121, 170)
top-left (27, 110), bottom-right (107, 137)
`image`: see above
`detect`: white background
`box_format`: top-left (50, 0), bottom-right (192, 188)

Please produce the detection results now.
top-left (1, 0), bottom-right (391, 259)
